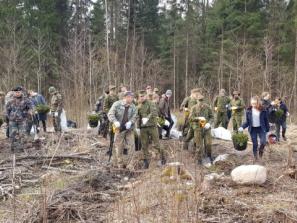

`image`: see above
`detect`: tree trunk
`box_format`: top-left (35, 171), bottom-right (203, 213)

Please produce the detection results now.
top-left (105, 0), bottom-right (111, 84)
top-left (185, 32), bottom-right (189, 97)
top-left (289, 28), bottom-right (297, 110)
top-left (217, 26), bottom-right (224, 91)
top-left (173, 33), bottom-right (176, 110)
top-left (123, 0), bottom-right (131, 85)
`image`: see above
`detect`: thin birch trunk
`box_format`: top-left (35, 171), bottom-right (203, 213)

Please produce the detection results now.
top-left (105, 0), bottom-right (111, 84)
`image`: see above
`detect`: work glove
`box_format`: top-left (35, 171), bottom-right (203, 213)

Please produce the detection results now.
top-left (214, 107), bottom-right (218, 112)
top-left (238, 127), bottom-right (244, 132)
top-left (114, 121), bottom-right (120, 128)
top-left (54, 112), bottom-right (59, 117)
top-left (231, 106), bottom-right (238, 110)
top-left (164, 120), bottom-right (170, 127)
top-left (204, 123), bottom-right (211, 130)
top-left (286, 112), bottom-right (290, 117)
top-left (142, 118), bottom-right (149, 125)
top-left (125, 121), bottom-right (132, 130)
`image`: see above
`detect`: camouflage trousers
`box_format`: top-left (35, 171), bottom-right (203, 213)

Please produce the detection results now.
top-left (112, 130), bottom-right (135, 169)
top-left (182, 117), bottom-right (190, 138)
top-left (232, 114), bottom-right (243, 132)
top-left (215, 111), bottom-right (228, 129)
top-left (9, 121), bottom-right (27, 152)
top-left (52, 111), bottom-right (62, 132)
top-left (183, 127), bottom-right (194, 150)
top-left (194, 128), bottom-right (212, 162)
top-left (140, 126), bottom-right (164, 160)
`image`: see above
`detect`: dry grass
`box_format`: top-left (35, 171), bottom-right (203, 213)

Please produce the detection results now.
top-left (109, 127), bottom-right (297, 223)
top-left (0, 125), bottom-right (296, 223)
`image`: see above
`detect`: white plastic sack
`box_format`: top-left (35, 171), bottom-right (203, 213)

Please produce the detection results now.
top-left (211, 127), bottom-right (232, 141)
top-left (171, 114), bottom-right (177, 129)
top-left (60, 109), bottom-right (68, 132)
top-left (213, 154), bottom-right (230, 164)
top-left (170, 129), bottom-right (182, 139)
top-left (231, 165), bottom-right (267, 185)
top-left (30, 126), bottom-right (37, 135)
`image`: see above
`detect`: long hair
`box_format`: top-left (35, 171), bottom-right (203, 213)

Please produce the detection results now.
top-left (250, 96), bottom-right (263, 111)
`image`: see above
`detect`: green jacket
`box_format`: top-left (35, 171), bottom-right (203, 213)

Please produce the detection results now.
top-left (103, 93), bottom-right (119, 113)
top-left (213, 96), bottom-right (231, 112)
top-left (230, 98), bottom-right (245, 115)
top-left (180, 96), bottom-right (197, 110)
top-left (180, 97), bottom-right (190, 110)
top-left (137, 100), bottom-right (158, 128)
top-left (189, 100), bottom-right (214, 130)
top-left (188, 98), bottom-right (197, 109)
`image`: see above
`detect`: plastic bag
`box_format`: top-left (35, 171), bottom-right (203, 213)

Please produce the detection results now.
top-left (60, 109), bottom-right (68, 132)
top-left (211, 127), bottom-right (232, 141)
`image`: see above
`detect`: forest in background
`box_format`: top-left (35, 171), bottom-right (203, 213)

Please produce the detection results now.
top-left (0, 0), bottom-right (296, 125)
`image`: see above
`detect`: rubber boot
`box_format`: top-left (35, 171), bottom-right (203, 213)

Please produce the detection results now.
top-left (259, 145), bottom-right (265, 159)
top-left (161, 156), bottom-right (166, 165)
top-left (253, 152), bottom-right (258, 164)
top-left (143, 159), bottom-right (149, 169)
top-left (282, 129), bottom-right (287, 141)
top-left (183, 141), bottom-right (189, 150)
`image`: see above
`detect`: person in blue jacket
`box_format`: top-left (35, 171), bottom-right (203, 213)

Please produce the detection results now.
top-left (239, 96), bottom-right (270, 162)
top-left (29, 90), bottom-right (47, 132)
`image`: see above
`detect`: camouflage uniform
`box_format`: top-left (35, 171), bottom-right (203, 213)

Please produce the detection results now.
top-left (213, 93), bottom-right (231, 129)
top-left (181, 96), bottom-right (198, 137)
top-left (49, 87), bottom-right (63, 132)
top-left (95, 94), bottom-right (109, 138)
top-left (137, 95), bottom-right (165, 165)
top-left (230, 96), bottom-right (245, 131)
top-left (182, 88), bottom-right (202, 150)
top-left (152, 89), bottom-right (160, 104)
top-left (103, 93), bottom-right (119, 114)
top-left (104, 86), bottom-right (119, 150)
top-left (108, 99), bottom-right (137, 168)
top-left (189, 97), bottom-right (214, 163)
top-left (6, 94), bottom-right (32, 152)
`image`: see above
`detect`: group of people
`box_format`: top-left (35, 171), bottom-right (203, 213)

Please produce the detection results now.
top-left (95, 85), bottom-right (290, 169)
top-left (0, 86), bottom-right (64, 152)
top-left (181, 88), bottom-right (289, 163)
top-left (95, 85), bottom-right (175, 169)
top-left (0, 83), bottom-right (290, 167)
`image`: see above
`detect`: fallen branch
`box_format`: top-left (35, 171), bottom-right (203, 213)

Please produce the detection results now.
top-left (41, 166), bottom-right (84, 174)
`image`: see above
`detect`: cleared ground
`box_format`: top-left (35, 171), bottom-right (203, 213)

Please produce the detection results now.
top-left (0, 125), bottom-right (296, 223)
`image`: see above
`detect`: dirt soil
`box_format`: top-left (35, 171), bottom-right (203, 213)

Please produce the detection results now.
top-left (0, 125), bottom-right (296, 223)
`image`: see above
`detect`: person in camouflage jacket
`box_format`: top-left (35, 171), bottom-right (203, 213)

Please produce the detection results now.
top-left (189, 92), bottom-right (214, 164)
top-left (49, 86), bottom-right (63, 132)
top-left (230, 91), bottom-right (245, 132)
top-left (180, 88), bottom-right (200, 139)
top-left (137, 90), bottom-right (165, 169)
top-left (104, 85), bottom-right (120, 152)
top-left (6, 90), bottom-right (33, 152)
top-left (182, 89), bottom-right (201, 150)
top-left (213, 89), bottom-right (231, 129)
